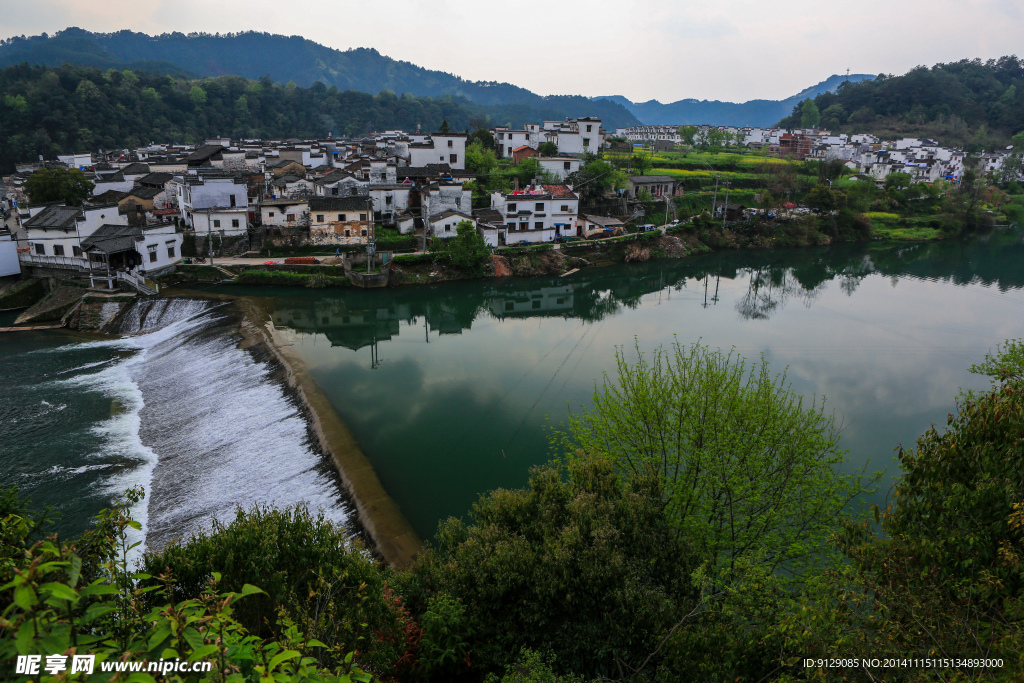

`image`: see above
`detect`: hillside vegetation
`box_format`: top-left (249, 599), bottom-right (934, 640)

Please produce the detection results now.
top-left (0, 28), bottom-right (639, 128)
top-left (778, 56), bottom-right (1024, 150)
top-left (0, 63), bottom-right (600, 172)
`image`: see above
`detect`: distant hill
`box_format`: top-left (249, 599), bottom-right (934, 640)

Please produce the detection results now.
top-left (775, 56), bottom-right (1024, 150)
top-left (0, 28), bottom-right (641, 129)
top-left (597, 74), bottom-right (875, 127)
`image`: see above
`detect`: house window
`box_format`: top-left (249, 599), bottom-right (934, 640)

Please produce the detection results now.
top-left (53, 244), bottom-right (65, 256)
top-left (564, 162), bottom-right (571, 170)
top-left (213, 219), bottom-right (221, 227)
top-left (450, 154), bottom-right (458, 164)
top-left (445, 225), bottom-right (451, 232)
top-left (359, 213), bottom-right (367, 221)
top-left (586, 125), bottom-right (592, 132)
top-left (148, 245), bottom-right (158, 263)
top-left (535, 203), bottom-right (544, 211)
top-left (268, 211), bottom-right (275, 218)
top-left (317, 214), bottom-right (325, 223)
top-left (167, 242), bottom-right (176, 258)
top-left (286, 214), bottom-right (295, 222)
top-left (561, 205), bottom-right (569, 212)
top-left (344, 229), bottom-right (351, 237)
top-left (34, 243), bottom-right (44, 255)
top-left (338, 213), bottom-right (346, 221)
top-left (505, 301), bottom-right (514, 311)
top-left (448, 140), bottom-right (453, 148)
top-left (506, 222), bottom-right (515, 230)
top-left (535, 222), bottom-right (543, 230)
top-left (230, 195), bottom-right (236, 208)
top-left (532, 300), bottom-right (541, 309)
top-left (507, 203), bottom-right (517, 213)
top-left (361, 229), bottom-right (367, 236)
top-left (72, 246), bottom-right (82, 257)
top-left (583, 138), bottom-right (590, 147)
top-left (385, 195), bottom-right (393, 205)
top-left (231, 219), bottom-right (239, 228)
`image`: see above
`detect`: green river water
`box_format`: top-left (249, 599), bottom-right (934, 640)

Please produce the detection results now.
top-left (2, 229), bottom-right (1022, 545)
top-left (221, 228), bottom-right (1024, 541)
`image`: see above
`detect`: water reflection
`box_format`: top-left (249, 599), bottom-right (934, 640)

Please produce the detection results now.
top-left (268, 227), bottom-right (1024, 345)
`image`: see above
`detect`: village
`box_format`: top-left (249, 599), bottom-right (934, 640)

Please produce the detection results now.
top-left (0, 115), bottom-right (1020, 296)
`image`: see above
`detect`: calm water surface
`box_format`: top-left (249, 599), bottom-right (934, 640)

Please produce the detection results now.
top-left (228, 228), bottom-right (1024, 540)
top-left (3, 230), bottom-right (1022, 547)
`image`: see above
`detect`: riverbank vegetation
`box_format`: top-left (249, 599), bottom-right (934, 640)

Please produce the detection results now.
top-left (4, 339), bottom-right (1022, 681)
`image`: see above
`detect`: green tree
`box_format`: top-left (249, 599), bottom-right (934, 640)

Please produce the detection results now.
top-left (800, 99), bottom-right (821, 129)
top-left (804, 183), bottom-right (848, 212)
top-left (433, 220), bottom-right (490, 270)
top-left (438, 119), bottom-right (451, 133)
top-left (471, 127), bottom-right (495, 150)
top-left (189, 84), bottom-right (207, 109)
top-left (678, 124), bottom-right (699, 146)
top-left (814, 340), bottom-right (1024, 671)
top-left (410, 455), bottom-right (696, 677)
top-left (23, 167), bottom-right (94, 206)
top-left (631, 152), bottom-right (652, 176)
top-left (559, 340), bottom-right (872, 579)
top-left (538, 140), bottom-right (558, 156)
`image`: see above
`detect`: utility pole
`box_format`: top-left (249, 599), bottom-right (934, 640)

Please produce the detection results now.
top-left (721, 181), bottom-right (731, 230)
top-left (711, 175), bottom-right (720, 218)
top-left (206, 206), bottom-right (214, 267)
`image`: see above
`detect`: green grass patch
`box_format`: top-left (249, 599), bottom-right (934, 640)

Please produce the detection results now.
top-left (872, 226), bottom-right (943, 241)
top-left (233, 270), bottom-right (351, 287)
top-left (865, 212), bottom-right (901, 222)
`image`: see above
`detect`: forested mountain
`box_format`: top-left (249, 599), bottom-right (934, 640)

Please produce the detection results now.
top-left (0, 28), bottom-right (640, 128)
top-left (0, 63), bottom-right (591, 172)
top-left (598, 73), bottom-right (875, 126)
top-left (776, 56), bottom-right (1024, 150)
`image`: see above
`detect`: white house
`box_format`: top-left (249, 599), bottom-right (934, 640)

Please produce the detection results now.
top-left (81, 222), bottom-right (182, 276)
top-left (21, 203), bottom-right (127, 269)
top-left (0, 231), bottom-right (19, 277)
top-left (537, 157), bottom-right (580, 181)
top-left (429, 210), bottom-right (475, 240)
top-left (407, 133), bottom-right (467, 170)
top-left (489, 183), bottom-right (579, 243)
top-left (176, 175), bottom-right (250, 235)
top-left (494, 128), bottom-right (531, 158)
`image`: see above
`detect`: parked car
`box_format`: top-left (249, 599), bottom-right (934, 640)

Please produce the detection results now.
top-left (638, 224), bottom-right (657, 232)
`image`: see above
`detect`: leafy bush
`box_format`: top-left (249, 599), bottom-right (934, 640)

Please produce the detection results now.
top-left (410, 455), bottom-right (696, 678)
top-left (142, 504), bottom-right (410, 675)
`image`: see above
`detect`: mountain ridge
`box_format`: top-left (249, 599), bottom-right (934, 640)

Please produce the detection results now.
top-left (597, 74), bottom-right (875, 127)
top-left (0, 28), bottom-right (642, 128)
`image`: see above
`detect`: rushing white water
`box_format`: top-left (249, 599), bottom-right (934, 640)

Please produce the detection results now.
top-left (53, 298), bottom-right (350, 559)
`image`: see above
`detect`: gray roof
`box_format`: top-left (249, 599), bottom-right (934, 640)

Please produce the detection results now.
top-left (138, 172), bottom-right (173, 186)
top-left (22, 205), bottom-right (81, 231)
top-left (121, 163), bottom-right (151, 175)
top-left (81, 224), bottom-right (142, 254)
top-left (309, 196), bottom-right (372, 212)
top-left (629, 175), bottom-right (676, 183)
top-left (184, 145), bottom-right (226, 164)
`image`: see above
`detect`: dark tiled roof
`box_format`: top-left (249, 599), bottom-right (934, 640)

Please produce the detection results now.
top-left (309, 196), bottom-right (372, 212)
top-left (184, 145), bottom-right (225, 164)
top-left (473, 208), bottom-right (504, 226)
top-left (129, 187), bottom-right (164, 200)
top-left (121, 163), bottom-right (151, 175)
top-left (95, 171), bottom-right (126, 183)
top-left (81, 224), bottom-right (142, 254)
top-left (23, 205), bottom-right (81, 230)
top-left (628, 175), bottom-right (675, 183)
top-left (138, 172), bottom-right (173, 186)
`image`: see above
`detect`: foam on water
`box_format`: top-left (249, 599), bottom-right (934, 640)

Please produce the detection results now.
top-left (44, 297), bottom-right (349, 561)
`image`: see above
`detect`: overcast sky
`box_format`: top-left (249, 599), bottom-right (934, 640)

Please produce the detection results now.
top-left (2, 0), bottom-right (1023, 103)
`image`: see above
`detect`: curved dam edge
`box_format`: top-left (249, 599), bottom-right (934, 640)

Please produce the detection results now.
top-left (231, 295), bottom-right (423, 568)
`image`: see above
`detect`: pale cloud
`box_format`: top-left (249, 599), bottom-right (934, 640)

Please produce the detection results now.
top-left (0, 0), bottom-right (1022, 103)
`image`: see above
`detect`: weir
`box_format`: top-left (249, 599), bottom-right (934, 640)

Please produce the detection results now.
top-left (103, 297), bottom-right (355, 553)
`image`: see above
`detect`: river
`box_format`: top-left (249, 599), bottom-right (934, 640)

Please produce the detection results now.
top-left (2, 229), bottom-right (1022, 547)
